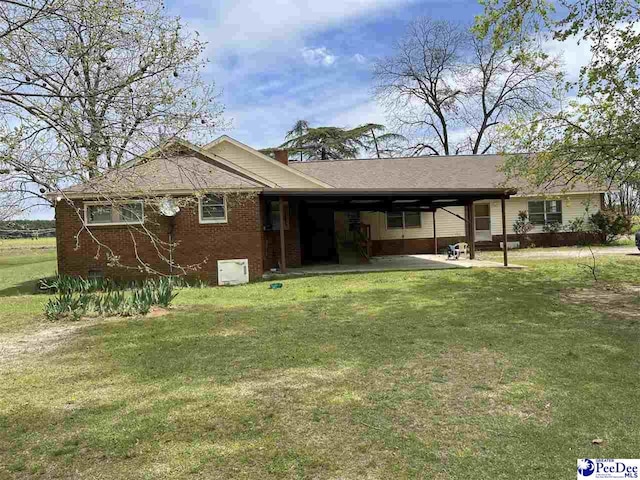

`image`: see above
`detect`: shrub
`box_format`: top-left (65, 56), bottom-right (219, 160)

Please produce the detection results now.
top-left (541, 220), bottom-right (563, 247)
top-left (512, 211), bottom-right (534, 246)
top-left (566, 216), bottom-right (594, 246)
top-left (589, 209), bottom-right (632, 243)
top-left (542, 221), bottom-right (563, 234)
top-left (566, 217), bottom-right (588, 233)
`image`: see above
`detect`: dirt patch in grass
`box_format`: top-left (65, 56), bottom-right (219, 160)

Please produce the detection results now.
top-left (145, 306), bottom-right (171, 318)
top-left (0, 323), bottom-right (83, 365)
top-left (561, 283), bottom-right (640, 320)
top-left (0, 312), bottom-right (165, 365)
top-left (430, 348), bottom-right (548, 422)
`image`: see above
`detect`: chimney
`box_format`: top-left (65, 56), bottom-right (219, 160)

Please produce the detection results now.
top-left (274, 149), bottom-right (289, 165)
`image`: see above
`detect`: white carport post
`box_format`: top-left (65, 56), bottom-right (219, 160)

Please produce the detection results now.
top-left (432, 209), bottom-right (438, 254)
top-left (501, 196), bottom-right (508, 267)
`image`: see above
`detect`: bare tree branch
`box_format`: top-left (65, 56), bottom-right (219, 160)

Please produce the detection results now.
top-left (374, 17), bottom-right (562, 156)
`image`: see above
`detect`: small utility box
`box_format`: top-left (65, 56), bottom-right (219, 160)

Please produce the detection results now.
top-left (217, 259), bottom-right (249, 286)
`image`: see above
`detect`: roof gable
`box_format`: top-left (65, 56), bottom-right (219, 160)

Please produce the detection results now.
top-left (204, 135), bottom-right (333, 188)
top-left (62, 152), bottom-right (263, 197)
top-left (141, 138), bottom-right (278, 188)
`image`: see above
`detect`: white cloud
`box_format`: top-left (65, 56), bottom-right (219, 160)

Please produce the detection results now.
top-left (222, 86), bottom-right (388, 149)
top-left (330, 99), bottom-right (387, 128)
top-left (544, 37), bottom-right (592, 82)
top-left (301, 47), bottom-right (337, 66)
top-left (353, 53), bottom-right (367, 64)
top-left (186, 0), bottom-right (414, 53)
top-left (182, 0), bottom-right (415, 79)
top-left (171, 0), bottom-right (418, 151)
top-left (544, 22), bottom-right (640, 82)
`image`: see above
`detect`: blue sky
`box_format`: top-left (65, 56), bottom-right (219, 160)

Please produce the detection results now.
top-left (170, 0), bottom-right (487, 149)
top-left (26, 0), bottom-right (589, 219)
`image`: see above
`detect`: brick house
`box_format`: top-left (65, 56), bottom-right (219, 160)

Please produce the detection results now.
top-left (53, 135), bottom-right (606, 283)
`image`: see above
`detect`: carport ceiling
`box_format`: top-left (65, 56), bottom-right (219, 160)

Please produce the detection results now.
top-left (263, 188), bottom-right (515, 212)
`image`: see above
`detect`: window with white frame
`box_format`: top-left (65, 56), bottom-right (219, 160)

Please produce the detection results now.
top-left (199, 194), bottom-right (227, 223)
top-left (528, 200), bottom-right (562, 226)
top-left (386, 211), bottom-right (422, 229)
top-left (85, 201), bottom-right (144, 226)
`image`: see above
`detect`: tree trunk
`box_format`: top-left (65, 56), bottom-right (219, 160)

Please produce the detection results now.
top-left (370, 128), bottom-right (381, 158)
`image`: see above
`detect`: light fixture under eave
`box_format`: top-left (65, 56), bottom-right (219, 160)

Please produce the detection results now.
top-left (350, 199), bottom-right (382, 204)
top-left (159, 198), bottom-right (180, 216)
top-left (432, 199), bottom-right (458, 203)
top-left (392, 199), bottom-right (419, 203)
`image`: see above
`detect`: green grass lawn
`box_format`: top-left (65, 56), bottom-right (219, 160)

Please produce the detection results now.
top-left (1, 244), bottom-right (639, 479)
top-left (0, 238), bottom-right (57, 337)
top-left (477, 242), bottom-right (638, 263)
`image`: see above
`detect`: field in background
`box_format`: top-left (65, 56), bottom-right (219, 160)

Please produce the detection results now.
top-left (0, 238), bottom-right (56, 294)
top-left (0, 238), bottom-right (57, 337)
top-left (0, 236), bottom-right (56, 251)
top-left (1, 241), bottom-right (639, 478)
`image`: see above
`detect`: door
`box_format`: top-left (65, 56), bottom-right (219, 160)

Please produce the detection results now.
top-left (474, 204), bottom-right (492, 242)
top-left (300, 206), bottom-right (338, 264)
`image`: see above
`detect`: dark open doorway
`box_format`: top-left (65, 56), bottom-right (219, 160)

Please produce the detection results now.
top-left (299, 204), bottom-right (338, 264)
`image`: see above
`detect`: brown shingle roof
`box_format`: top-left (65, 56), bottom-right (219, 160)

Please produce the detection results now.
top-left (63, 155), bottom-right (262, 196)
top-left (289, 154), bottom-right (603, 194)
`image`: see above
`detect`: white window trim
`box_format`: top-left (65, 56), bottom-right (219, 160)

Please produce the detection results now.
top-left (528, 199), bottom-right (563, 226)
top-left (84, 200), bottom-right (145, 226)
top-left (199, 194), bottom-right (228, 224)
top-left (474, 203), bottom-right (492, 238)
top-left (386, 211), bottom-right (422, 230)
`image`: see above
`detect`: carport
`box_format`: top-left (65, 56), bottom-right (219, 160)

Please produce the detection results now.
top-left (263, 187), bottom-right (517, 272)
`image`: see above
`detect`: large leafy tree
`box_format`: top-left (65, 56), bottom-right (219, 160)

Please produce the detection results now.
top-left (477, 0), bottom-right (640, 194)
top-left (271, 120), bottom-right (407, 161)
top-left (373, 17), bottom-right (561, 156)
top-left (351, 123), bottom-right (408, 158)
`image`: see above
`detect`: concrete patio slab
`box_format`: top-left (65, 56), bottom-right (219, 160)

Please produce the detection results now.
top-left (263, 254), bottom-right (524, 279)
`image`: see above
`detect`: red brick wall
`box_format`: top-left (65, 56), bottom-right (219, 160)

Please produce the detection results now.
top-left (478, 232), bottom-right (602, 249)
top-left (262, 198), bottom-right (302, 270)
top-left (372, 232), bottom-right (603, 255)
top-left (372, 236), bottom-right (468, 256)
top-left (55, 196), bottom-right (265, 283)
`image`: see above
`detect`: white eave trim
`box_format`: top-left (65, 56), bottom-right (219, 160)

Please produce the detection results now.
top-left (50, 187), bottom-right (264, 201)
top-left (513, 190), bottom-right (608, 198)
top-left (204, 135), bottom-right (335, 188)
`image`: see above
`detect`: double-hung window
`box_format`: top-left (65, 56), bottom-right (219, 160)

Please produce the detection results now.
top-left (528, 200), bottom-right (562, 226)
top-left (386, 211), bottom-right (421, 229)
top-left (267, 201), bottom-right (289, 231)
top-left (199, 194), bottom-right (227, 224)
top-left (85, 201), bottom-right (144, 226)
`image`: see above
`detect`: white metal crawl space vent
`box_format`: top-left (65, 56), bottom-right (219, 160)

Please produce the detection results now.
top-left (217, 259), bottom-right (249, 286)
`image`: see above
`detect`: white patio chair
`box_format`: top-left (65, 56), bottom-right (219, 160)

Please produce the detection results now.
top-left (447, 242), bottom-right (469, 260)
